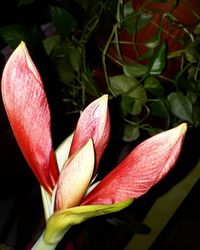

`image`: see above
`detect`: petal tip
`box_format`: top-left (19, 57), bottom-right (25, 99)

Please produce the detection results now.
top-left (17, 41), bottom-right (27, 53)
top-left (178, 123), bottom-right (187, 135)
top-left (19, 40), bottom-right (26, 47)
top-left (99, 94), bottom-right (108, 103)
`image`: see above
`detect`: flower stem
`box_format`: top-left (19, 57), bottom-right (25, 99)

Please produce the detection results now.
top-left (31, 233), bottom-right (58, 250)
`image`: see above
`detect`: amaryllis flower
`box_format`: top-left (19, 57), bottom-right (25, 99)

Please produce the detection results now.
top-left (1, 41), bottom-right (110, 195)
top-left (54, 122), bottom-right (187, 210)
top-left (1, 42), bottom-right (187, 250)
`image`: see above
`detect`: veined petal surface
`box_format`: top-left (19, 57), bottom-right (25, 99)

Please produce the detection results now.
top-left (55, 139), bottom-right (95, 210)
top-left (69, 95), bottom-right (110, 172)
top-left (1, 41), bottom-right (58, 193)
top-left (81, 123), bottom-right (187, 205)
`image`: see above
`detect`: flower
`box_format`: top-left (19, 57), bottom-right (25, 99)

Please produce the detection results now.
top-left (1, 41), bottom-right (187, 209)
top-left (1, 41), bottom-right (110, 196)
top-left (53, 121), bottom-right (187, 210)
top-left (1, 41), bottom-right (187, 249)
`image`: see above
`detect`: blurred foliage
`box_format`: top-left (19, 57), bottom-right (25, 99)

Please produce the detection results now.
top-left (100, 0), bottom-right (200, 140)
top-left (0, 0), bottom-right (200, 142)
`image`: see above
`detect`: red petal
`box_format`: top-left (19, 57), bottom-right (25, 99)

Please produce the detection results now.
top-left (1, 42), bottom-right (58, 193)
top-left (69, 95), bottom-right (110, 172)
top-left (81, 123), bottom-right (187, 205)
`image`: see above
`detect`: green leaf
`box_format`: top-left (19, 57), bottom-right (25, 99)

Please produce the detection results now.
top-left (0, 25), bottom-right (31, 48)
top-left (168, 92), bottom-right (193, 123)
top-left (44, 200), bottom-right (133, 245)
top-left (186, 91), bottom-right (197, 104)
top-left (123, 15), bottom-right (137, 35)
top-left (123, 123), bottom-right (140, 141)
top-left (109, 75), bottom-right (138, 95)
top-left (145, 30), bottom-right (160, 49)
top-left (193, 23), bottom-right (200, 35)
top-left (69, 47), bottom-right (82, 72)
top-left (150, 99), bottom-right (170, 119)
top-left (136, 12), bottom-right (152, 33)
top-left (138, 48), bottom-right (154, 60)
top-left (109, 75), bottom-right (140, 96)
top-left (49, 6), bottom-right (77, 38)
top-left (123, 63), bottom-right (148, 78)
top-left (55, 59), bottom-right (74, 83)
top-left (53, 41), bottom-right (82, 76)
top-left (187, 65), bottom-right (197, 79)
top-left (123, 0), bottom-right (133, 17)
top-left (148, 43), bottom-right (167, 75)
top-left (53, 40), bottom-right (72, 57)
top-left (109, 75), bottom-right (147, 115)
top-left (123, 7), bottom-right (152, 35)
top-left (42, 35), bottom-right (61, 56)
top-left (120, 95), bottom-right (135, 116)
top-left (184, 40), bottom-right (200, 63)
top-left (144, 76), bottom-right (165, 97)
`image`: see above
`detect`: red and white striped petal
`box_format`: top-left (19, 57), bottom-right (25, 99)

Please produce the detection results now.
top-left (81, 123), bottom-right (187, 205)
top-left (69, 95), bottom-right (110, 173)
top-left (1, 41), bottom-right (59, 193)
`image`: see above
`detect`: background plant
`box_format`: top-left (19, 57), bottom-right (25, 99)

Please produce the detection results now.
top-left (97, 0), bottom-right (200, 141)
top-left (1, 0), bottom-right (200, 143)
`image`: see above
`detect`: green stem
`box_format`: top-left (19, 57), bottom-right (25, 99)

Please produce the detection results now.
top-left (31, 233), bottom-right (57, 250)
top-left (31, 227), bottom-right (70, 250)
top-left (102, 25), bottom-right (117, 96)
